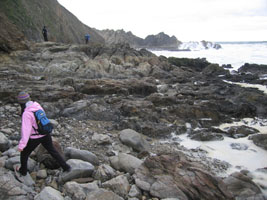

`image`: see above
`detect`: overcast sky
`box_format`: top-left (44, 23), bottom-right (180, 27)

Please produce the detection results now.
top-left (57, 0), bottom-right (267, 42)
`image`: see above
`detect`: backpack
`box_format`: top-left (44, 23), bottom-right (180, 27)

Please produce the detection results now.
top-left (32, 109), bottom-right (53, 135)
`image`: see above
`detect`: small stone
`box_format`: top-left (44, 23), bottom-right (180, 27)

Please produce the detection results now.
top-left (37, 169), bottom-right (48, 179)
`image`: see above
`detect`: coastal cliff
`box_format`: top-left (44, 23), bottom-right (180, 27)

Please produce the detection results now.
top-left (0, 0), bottom-right (104, 46)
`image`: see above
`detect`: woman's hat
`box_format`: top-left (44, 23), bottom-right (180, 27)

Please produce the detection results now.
top-left (17, 91), bottom-right (30, 104)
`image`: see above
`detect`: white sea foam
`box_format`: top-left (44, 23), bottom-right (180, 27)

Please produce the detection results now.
top-left (175, 118), bottom-right (267, 194)
top-left (152, 42), bottom-right (267, 70)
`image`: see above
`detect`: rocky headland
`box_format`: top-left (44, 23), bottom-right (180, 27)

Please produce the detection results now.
top-left (0, 0), bottom-right (221, 53)
top-left (0, 41), bottom-right (267, 200)
top-left (97, 29), bottom-right (221, 51)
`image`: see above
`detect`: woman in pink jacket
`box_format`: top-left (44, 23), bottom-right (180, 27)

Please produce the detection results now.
top-left (17, 91), bottom-right (70, 176)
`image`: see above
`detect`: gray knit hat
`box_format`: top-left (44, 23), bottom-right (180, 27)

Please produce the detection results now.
top-left (17, 91), bottom-right (30, 104)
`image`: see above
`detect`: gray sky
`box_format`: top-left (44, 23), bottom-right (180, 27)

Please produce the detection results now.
top-left (58, 0), bottom-right (267, 42)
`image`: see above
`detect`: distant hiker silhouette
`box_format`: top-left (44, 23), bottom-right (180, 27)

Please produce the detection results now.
top-left (85, 34), bottom-right (90, 44)
top-left (42, 26), bottom-right (48, 42)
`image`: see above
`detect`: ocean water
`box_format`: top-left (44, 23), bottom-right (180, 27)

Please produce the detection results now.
top-left (152, 42), bottom-right (267, 71)
top-left (152, 43), bottom-right (267, 195)
top-left (177, 118), bottom-right (267, 196)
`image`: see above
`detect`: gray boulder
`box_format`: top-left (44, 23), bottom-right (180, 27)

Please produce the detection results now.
top-left (64, 147), bottom-right (99, 166)
top-left (59, 159), bottom-right (95, 183)
top-left (119, 129), bottom-right (150, 152)
top-left (63, 181), bottom-right (99, 200)
top-left (0, 132), bottom-right (10, 152)
top-left (225, 126), bottom-right (259, 138)
top-left (189, 129), bottom-right (224, 141)
top-left (93, 164), bottom-right (116, 182)
top-left (34, 186), bottom-right (64, 200)
top-left (128, 184), bottom-right (142, 199)
top-left (249, 134), bottom-right (267, 150)
top-left (110, 153), bottom-right (143, 174)
top-left (102, 175), bottom-right (130, 198)
top-left (62, 100), bottom-right (88, 117)
top-left (92, 133), bottom-right (112, 145)
top-left (5, 156), bottom-right (36, 172)
top-left (223, 171), bottom-right (265, 200)
top-left (2, 148), bottom-right (19, 157)
top-left (35, 139), bottom-right (65, 169)
top-left (0, 170), bottom-right (36, 199)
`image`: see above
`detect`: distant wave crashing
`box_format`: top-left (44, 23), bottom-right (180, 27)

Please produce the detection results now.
top-left (152, 41), bottom-right (267, 70)
top-left (178, 41), bottom-right (222, 51)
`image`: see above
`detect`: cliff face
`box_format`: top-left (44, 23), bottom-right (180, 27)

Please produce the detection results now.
top-left (0, 0), bottom-right (104, 45)
top-left (97, 29), bottom-right (182, 50)
top-left (0, 12), bottom-right (28, 52)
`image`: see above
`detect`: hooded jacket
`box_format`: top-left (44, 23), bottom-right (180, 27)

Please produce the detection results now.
top-left (18, 101), bottom-right (46, 150)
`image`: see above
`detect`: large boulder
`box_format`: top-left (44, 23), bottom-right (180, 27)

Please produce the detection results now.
top-left (134, 153), bottom-right (234, 200)
top-left (102, 175), bottom-right (130, 199)
top-left (93, 164), bottom-right (117, 182)
top-left (59, 159), bottom-right (95, 183)
top-left (189, 128), bottom-right (224, 141)
top-left (35, 139), bottom-right (65, 169)
top-left (225, 126), bottom-right (259, 139)
top-left (34, 186), bottom-right (64, 200)
top-left (64, 147), bottom-right (99, 166)
top-left (119, 129), bottom-right (150, 152)
top-left (110, 153), bottom-right (143, 174)
top-left (0, 132), bottom-right (10, 152)
top-left (249, 134), bottom-right (267, 150)
top-left (238, 63), bottom-right (267, 75)
top-left (223, 171), bottom-right (265, 200)
top-left (63, 181), bottom-right (99, 200)
top-left (0, 170), bottom-right (36, 199)
top-left (5, 156), bottom-right (36, 172)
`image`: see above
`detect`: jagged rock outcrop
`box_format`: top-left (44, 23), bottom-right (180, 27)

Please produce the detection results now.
top-left (96, 29), bottom-right (144, 47)
top-left (134, 153), bottom-right (234, 200)
top-left (0, 0), bottom-right (104, 44)
top-left (143, 32), bottom-right (182, 50)
top-left (97, 30), bottom-right (182, 50)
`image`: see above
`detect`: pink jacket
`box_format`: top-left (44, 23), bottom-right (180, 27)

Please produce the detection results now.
top-left (18, 101), bottom-right (46, 150)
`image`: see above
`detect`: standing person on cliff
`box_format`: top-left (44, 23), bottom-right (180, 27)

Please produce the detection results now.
top-left (85, 33), bottom-right (90, 44)
top-left (42, 26), bottom-right (48, 41)
top-left (15, 91), bottom-right (71, 178)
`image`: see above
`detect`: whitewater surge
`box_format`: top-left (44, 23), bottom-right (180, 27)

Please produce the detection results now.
top-left (152, 42), bottom-right (267, 70)
top-left (172, 118), bottom-right (267, 195)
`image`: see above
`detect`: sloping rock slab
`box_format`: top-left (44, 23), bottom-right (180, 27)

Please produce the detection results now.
top-left (134, 153), bottom-right (234, 200)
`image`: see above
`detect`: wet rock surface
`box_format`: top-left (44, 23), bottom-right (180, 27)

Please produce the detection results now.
top-left (0, 42), bottom-right (267, 199)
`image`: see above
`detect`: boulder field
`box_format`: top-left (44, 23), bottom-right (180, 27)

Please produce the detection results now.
top-left (0, 42), bottom-right (266, 199)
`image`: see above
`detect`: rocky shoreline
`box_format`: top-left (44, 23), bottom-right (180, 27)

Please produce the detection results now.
top-left (0, 42), bottom-right (267, 199)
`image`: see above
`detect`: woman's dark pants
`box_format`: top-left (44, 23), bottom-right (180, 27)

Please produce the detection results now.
top-left (19, 134), bottom-right (70, 175)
